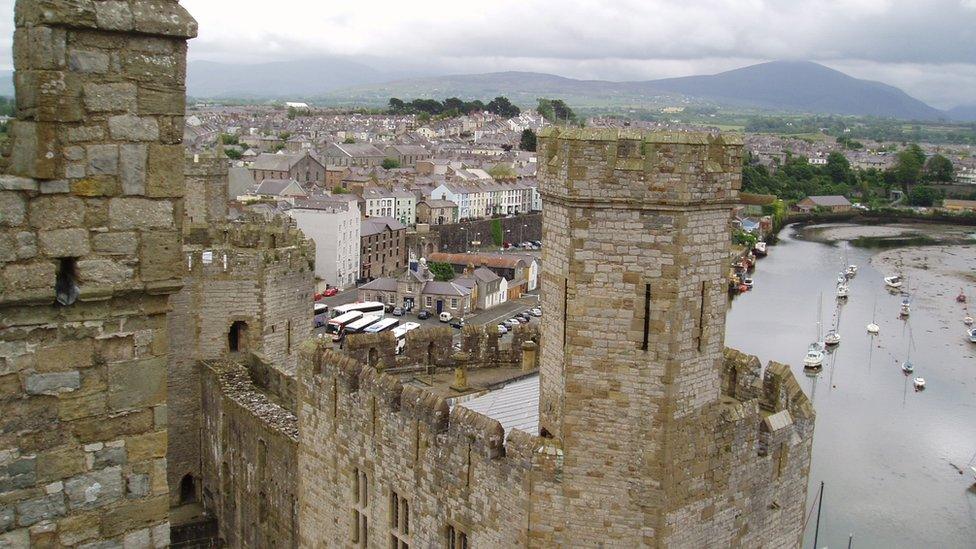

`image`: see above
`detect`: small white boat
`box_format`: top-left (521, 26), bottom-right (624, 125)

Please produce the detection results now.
top-left (836, 283), bottom-right (849, 299)
top-left (803, 344), bottom-right (825, 368)
top-left (845, 264), bottom-right (858, 278)
top-left (885, 275), bottom-right (903, 289)
top-left (913, 377), bottom-right (926, 390)
top-left (902, 360), bottom-right (914, 373)
top-left (964, 315), bottom-right (974, 326)
top-left (743, 277), bottom-right (754, 289)
top-left (753, 242), bottom-right (767, 257)
top-left (900, 303), bottom-right (911, 317)
top-left (824, 330), bottom-right (841, 346)
top-left (867, 322), bottom-right (880, 334)
top-left (969, 328), bottom-right (976, 343)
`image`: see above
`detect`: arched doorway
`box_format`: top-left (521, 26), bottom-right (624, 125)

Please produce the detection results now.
top-left (228, 321), bottom-right (248, 352)
top-left (179, 473), bottom-right (196, 504)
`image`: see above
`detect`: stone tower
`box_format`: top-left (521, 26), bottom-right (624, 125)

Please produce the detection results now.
top-left (0, 1), bottom-right (195, 546)
top-left (537, 128), bottom-right (743, 545)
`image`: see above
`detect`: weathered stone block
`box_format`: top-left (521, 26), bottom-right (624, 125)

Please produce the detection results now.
top-left (14, 231), bottom-right (37, 259)
top-left (13, 26), bottom-right (66, 71)
top-left (100, 495), bottom-right (167, 538)
top-left (93, 446), bottom-right (126, 469)
top-left (23, 70), bottom-right (84, 123)
top-left (150, 522), bottom-right (168, 548)
top-left (64, 466), bottom-right (123, 511)
top-left (82, 82), bottom-right (136, 113)
top-left (0, 175), bottom-right (39, 191)
top-left (35, 340), bottom-right (94, 373)
top-left (0, 529), bottom-right (29, 548)
top-left (15, 494), bottom-right (66, 527)
top-left (138, 231), bottom-right (180, 281)
top-left (108, 198), bottom-right (172, 230)
top-left (68, 49), bottom-right (109, 74)
top-left (92, 232), bottom-right (138, 255)
top-left (86, 144), bottom-right (119, 176)
top-left (125, 474), bottom-right (150, 499)
top-left (57, 512), bottom-right (100, 546)
top-left (39, 179), bottom-right (71, 194)
top-left (30, 195), bottom-right (84, 229)
top-left (145, 144), bottom-right (182, 197)
top-left (119, 144), bottom-right (147, 195)
top-left (8, 120), bottom-right (61, 180)
top-left (137, 87), bottom-right (183, 116)
top-left (26, 371), bottom-right (81, 395)
top-left (38, 228), bottom-right (90, 257)
top-left (65, 125), bottom-right (104, 143)
top-left (0, 504), bottom-right (12, 532)
top-left (70, 409), bottom-right (153, 444)
top-left (109, 115), bottom-right (159, 142)
top-left (122, 53), bottom-right (177, 84)
top-left (0, 193), bottom-right (26, 227)
top-left (94, 0), bottom-right (133, 31)
top-left (37, 447), bottom-right (86, 482)
top-left (77, 259), bottom-right (132, 286)
top-left (108, 357), bottom-right (166, 411)
top-left (130, 1), bottom-right (198, 38)
top-left (72, 175), bottom-right (122, 197)
top-left (124, 431), bottom-right (165, 463)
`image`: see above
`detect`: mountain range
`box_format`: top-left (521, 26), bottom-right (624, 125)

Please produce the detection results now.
top-left (0, 60), bottom-right (971, 122)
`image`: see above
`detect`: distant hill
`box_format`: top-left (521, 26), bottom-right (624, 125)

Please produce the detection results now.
top-left (324, 61), bottom-right (948, 121)
top-left (947, 104), bottom-right (976, 122)
top-left (644, 61), bottom-right (945, 121)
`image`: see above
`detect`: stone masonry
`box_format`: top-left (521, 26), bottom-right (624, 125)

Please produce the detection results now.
top-left (293, 128), bottom-right (815, 547)
top-left (0, 1), bottom-right (196, 547)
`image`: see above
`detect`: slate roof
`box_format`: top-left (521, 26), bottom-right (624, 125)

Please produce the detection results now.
top-left (359, 278), bottom-right (398, 292)
top-left (803, 195), bottom-right (852, 207)
top-left (254, 179), bottom-right (306, 197)
top-left (362, 217), bottom-right (406, 237)
top-left (422, 281), bottom-right (472, 297)
top-left (251, 153), bottom-right (304, 171)
top-left (459, 375), bottom-right (540, 435)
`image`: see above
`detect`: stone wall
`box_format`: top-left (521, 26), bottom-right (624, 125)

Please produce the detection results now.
top-left (297, 344), bottom-right (560, 548)
top-left (0, 1), bottom-right (195, 546)
top-left (431, 213), bottom-right (541, 252)
top-left (166, 215), bottom-right (313, 506)
top-left (200, 360), bottom-right (299, 549)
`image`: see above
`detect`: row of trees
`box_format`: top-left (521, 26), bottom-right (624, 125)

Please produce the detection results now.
top-left (536, 98), bottom-right (578, 124)
top-left (387, 96), bottom-right (520, 118)
top-left (742, 145), bottom-right (957, 207)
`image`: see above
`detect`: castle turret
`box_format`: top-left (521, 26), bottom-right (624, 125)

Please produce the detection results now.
top-left (536, 128), bottom-right (744, 544)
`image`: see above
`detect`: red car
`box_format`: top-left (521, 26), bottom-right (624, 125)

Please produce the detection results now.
top-left (323, 287), bottom-right (339, 297)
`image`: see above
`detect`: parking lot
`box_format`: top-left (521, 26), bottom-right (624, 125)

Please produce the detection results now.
top-left (313, 289), bottom-right (542, 340)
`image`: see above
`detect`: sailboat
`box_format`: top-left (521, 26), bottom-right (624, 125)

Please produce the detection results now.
top-left (884, 275), bottom-right (903, 289)
top-left (899, 297), bottom-right (911, 317)
top-left (902, 322), bottom-right (916, 375)
top-left (804, 294), bottom-right (826, 369)
top-left (836, 281), bottom-right (849, 299)
top-left (845, 264), bottom-right (858, 278)
top-left (968, 327), bottom-right (976, 343)
top-left (867, 296), bottom-right (880, 334)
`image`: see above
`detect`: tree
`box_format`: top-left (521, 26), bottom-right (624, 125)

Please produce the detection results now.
top-left (443, 97), bottom-right (466, 113)
top-left (890, 147), bottom-right (924, 190)
top-left (537, 98), bottom-right (577, 124)
top-left (486, 96), bottom-right (520, 118)
top-left (278, 131), bottom-right (291, 141)
top-left (287, 106), bottom-right (297, 120)
top-left (219, 133), bottom-right (239, 145)
top-left (427, 262), bottom-right (455, 282)
top-left (519, 129), bottom-right (537, 152)
top-left (381, 158), bottom-right (400, 170)
top-left (388, 97), bottom-right (406, 113)
top-left (490, 219), bottom-right (504, 246)
top-left (342, 137), bottom-right (356, 144)
top-left (223, 148), bottom-right (242, 160)
top-left (332, 186), bottom-right (348, 194)
top-left (924, 154), bottom-right (954, 182)
top-left (908, 185), bottom-right (941, 207)
top-left (824, 152), bottom-right (851, 184)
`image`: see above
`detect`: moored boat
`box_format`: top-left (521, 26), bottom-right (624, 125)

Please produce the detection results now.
top-left (885, 275), bottom-right (903, 289)
top-left (753, 241), bottom-right (767, 257)
top-left (836, 283), bottom-right (849, 299)
top-left (902, 360), bottom-right (914, 373)
top-left (968, 328), bottom-right (976, 343)
top-left (845, 264), bottom-right (858, 278)
top-left (803, 343), bottom-right (825, 369)
top-left (824, 329), bottom-right (841, 346)
top-left (957, 289), bottom-right (967, 303)
top-left (914, 377), bottom-right (926, 390)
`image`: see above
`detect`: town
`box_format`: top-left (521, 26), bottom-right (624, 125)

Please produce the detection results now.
top-left (1, 1), bottom-right (976, 549)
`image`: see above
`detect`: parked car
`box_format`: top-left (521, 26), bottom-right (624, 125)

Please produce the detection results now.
top-left (392, 307), bottom-right (404, 317)
top-left (417, 310), bottom-right (430, 320)
top-left (439, 312), bottom-right (453, 323)
top-left (516, 312), bottom-right (530, 321)
top-left (531, 240), bottom-right (542, 247)
top-left (530, 308), bottom-right (542, 317)
top-left (497, 324), bottom-right (508, 334)
top-left (450, 319), bottom-right (464, 329)
top-left (323, 287), bottom-right (339, 297)
top-left (515, 316), bottom-right (529, 324)
top-left (503, 318), bottom-right (518, 328)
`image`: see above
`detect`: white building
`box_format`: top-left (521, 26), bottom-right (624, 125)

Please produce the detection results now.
top-left (361, 186), bottom-right (396, 218)
top-left (392, 188), bottom-right (417, 226)
top-left (287, 196), bottom-right (361, 289)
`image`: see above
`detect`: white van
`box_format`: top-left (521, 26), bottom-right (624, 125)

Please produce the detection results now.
top-left (439, 312), bottom-right (452, 323)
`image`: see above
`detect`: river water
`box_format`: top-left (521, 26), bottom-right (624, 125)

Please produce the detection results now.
top-left (725, 224), bottom-right (976, 549)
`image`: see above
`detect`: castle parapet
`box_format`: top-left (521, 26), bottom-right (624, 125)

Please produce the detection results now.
top-left (537, 127), bottom-right (742, 207)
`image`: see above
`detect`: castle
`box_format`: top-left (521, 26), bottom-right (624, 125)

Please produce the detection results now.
top-left (0, 2), bottom-right (814, 548)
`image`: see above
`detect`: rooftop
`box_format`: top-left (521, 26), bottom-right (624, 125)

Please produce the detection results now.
top-left (457, 374), bottom-right (539, 436)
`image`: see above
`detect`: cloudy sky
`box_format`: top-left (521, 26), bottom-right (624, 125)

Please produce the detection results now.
top-left (2, 0), bottom-right (975, 108)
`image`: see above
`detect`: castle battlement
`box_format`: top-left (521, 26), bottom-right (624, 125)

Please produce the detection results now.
top-left (302, 342), bottom-right (555, 467)
top-left (537, 127), bottom-right (743, 206)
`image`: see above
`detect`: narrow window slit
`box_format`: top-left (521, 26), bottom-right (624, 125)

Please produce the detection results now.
top-left (641, 283), bottom-right (651, 351)
top-left (55, 257), bottom-right (79, 306)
